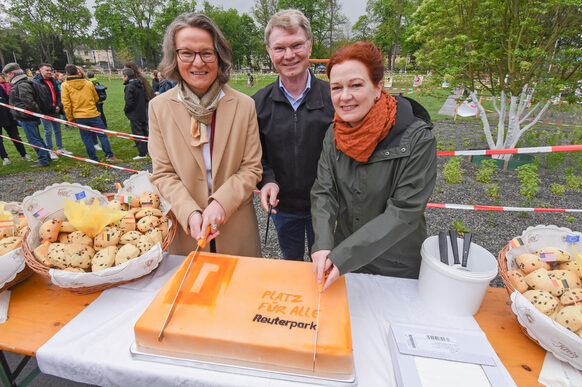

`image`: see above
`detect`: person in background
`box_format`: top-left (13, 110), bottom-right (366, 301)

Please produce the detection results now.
top-left (253, 9), bottom-right (334, 261)
top-left (122, 68), bottom-right (149, 160)
top-left (156, 71), bottom-right (174, 94)
top-left (247, 72), bottom-right (254, 87)
top-left (3, 62), bottom-right (50, 168)
top-left (311, 42), bottom-right (437, 291)
top-left (61, 64), bottom-right (120, 163)
top-left (33, 63), bottom-right (72, 159)
top-left (0, 73), bottom-right (31, 165)
top-left (123, 62), bottom-right (155, 102)
top-left (151, 70), bottom-right (160, 94)
top-left (149, 12), bottom-right (262, 257)
top-left (86, 71), bottom-right (108, 128)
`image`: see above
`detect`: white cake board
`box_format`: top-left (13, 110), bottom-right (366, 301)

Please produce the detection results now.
top-left (129, 342), bottom-right (356, 385)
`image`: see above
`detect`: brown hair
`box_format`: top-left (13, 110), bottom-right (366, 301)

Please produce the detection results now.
top-left (158, 13), bottom-right (232, 85)
top-left (265, 9), bottom-right (312, 46)
top-left (327, 42), bottom-right (384, 85)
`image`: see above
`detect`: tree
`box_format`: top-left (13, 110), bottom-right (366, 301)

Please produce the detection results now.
top-left (352, 0), bottom-right (418, 70)
top-left (252, 0), bottom-right (277, 34)
top-left (413, 0), bottom-right (582, 159)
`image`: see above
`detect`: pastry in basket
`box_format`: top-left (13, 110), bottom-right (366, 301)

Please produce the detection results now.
top-left (559, 260), bottom-right (580, 273)
top-left (110, 214), bottom-right (136, 233)
top-left (507, 270), bottom-right (528, 293)
top-left (154, 216), bottom-right (168, 238)
top-left (135, 208), bottom-right (163, 219)
top-left (145, 228), bottom-right (163, 245)
top-left (92, 246), bottom-right (118, 272)
top-left (0, 223), bottom-right (14, 239)
top-left (115, 244), bottom-right (140, 265)
top-left (139, 192), bottom-right (160, 209)
top-left (560, 288), bottom-right (582, 305)
top-left (16, 226), bottom-right (29, 238)
top-left (33, 242), bottom-right (51, 266)
top-left (68, 231), bottom-right (93, 246)
top-left (534, 247), bottom-right (572, 262)
top-left (117, 195), bottom-right (140, 208)
top-left (63, 244), bottom-right (95, 270)
top-left (120, 231), bottom-right (142, 246)
top-left (94, 226), bottom-right (122, 250)
top-left (525, 268), bottom-right (565, 297)
top-left (549, 270), bottom-right (581, 289)
top-left (107, 199), bottom-right (128, 211)
top-left (0, 236), bottom-right (23, 255)
top-left (60, 221), bottom-right (76, 233)
top-left (523, 289), bottom-right (559, 316)
top-left (39, 218), bottom-right (63, 243)
top-left (137, 215), bottom-right (159, 233)
top-left (516, 253), bottom-right (544, 274)
top-left (137, 234), bottom-right (155, 255)
top-left (555, 305), bottom-right (582, 332)
top-left (57, 233), bottom-right (70, 243)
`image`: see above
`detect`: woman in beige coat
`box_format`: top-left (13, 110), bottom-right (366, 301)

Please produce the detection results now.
top-left (149, 13), bottom-right (262, 257)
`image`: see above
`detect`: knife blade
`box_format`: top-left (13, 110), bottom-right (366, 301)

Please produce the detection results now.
top-left (438, 231), bottom-right (449, 264)
top-left (449, 229), bottom-right (460, 265)
top-left (313, 273), bottom-right (327, 372)
top-left (264, 203), bottom-right (272, 246)
top-left (158, 225), bottom-right (210, 341)
top-left (462, 232), bottom-right (472, 269)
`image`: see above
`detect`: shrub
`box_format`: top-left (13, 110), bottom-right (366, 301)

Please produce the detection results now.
top-left (443, 157), bottom-right (463, 183)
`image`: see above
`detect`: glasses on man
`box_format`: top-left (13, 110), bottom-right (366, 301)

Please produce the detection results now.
top-left (176, 49), bottom-right (218, 63)
top-left (270, 40), bottom-right (308, 57)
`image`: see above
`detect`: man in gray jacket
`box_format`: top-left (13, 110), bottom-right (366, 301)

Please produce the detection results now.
top-left (253, 9), bottom-right (334, 261)
top-left (3, 62), bottom-right (50, 167)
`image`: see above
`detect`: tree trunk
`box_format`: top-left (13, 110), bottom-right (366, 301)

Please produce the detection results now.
top-left (470, 85), bottom-right (552, 162)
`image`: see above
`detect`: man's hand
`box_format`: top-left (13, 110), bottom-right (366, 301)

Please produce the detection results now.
top-left (260, 183), bottom-right (279, 214)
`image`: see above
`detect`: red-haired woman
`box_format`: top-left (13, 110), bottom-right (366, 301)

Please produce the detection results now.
top-left (311, 42), bottom-right (437, 291)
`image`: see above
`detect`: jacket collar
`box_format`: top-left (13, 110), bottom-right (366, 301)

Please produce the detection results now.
top-left (271, 69), bottom-right (324, 110)
top-left (11, 74), bottom-right (28, 85)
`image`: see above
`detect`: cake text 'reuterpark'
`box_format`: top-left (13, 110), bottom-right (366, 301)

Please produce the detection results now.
top-left (252, 314), bottom-right (317, 331)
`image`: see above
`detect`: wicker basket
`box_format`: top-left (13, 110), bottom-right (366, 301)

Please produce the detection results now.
top-left (0, 265), bottom-right (33, 292)
top-left (21, 197), bottom-right (177, 295)
top-left (497, 243), bottom-right (539, 344)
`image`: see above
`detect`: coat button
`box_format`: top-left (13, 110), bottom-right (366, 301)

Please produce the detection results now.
top-left (385, 151), bottom-right (390, 156)
top-left (400, 147), bottom-right (406, 153)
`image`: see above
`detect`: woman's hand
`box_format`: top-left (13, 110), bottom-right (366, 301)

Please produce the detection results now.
top-left (311, 250), bottom-right (341, 292)
top-left (260, 183), bottom-right (279, 214)
top-left (199, 200), bottom-right (225, 242)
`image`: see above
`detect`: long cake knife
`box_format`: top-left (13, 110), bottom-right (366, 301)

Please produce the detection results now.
top-left (313, 273), bottom-right (328, 372)
top-left (158, 225), bottom-right (210, 341)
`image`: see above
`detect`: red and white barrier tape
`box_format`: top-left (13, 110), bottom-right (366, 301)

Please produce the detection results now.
top-left (437, 144), bottom-right (582, 157)
top-left (0, 102), bottom-right (148, 142)
top-left (0, 134), bottom-right (140, 173)
top-left (427, 202), bottom-right (582, 213)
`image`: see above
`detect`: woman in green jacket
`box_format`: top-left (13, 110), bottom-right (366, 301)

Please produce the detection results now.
top-left (311, 42), bottom-right (437, 291)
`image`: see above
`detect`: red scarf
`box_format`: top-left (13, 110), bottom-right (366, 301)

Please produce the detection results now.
top-left (333, 90), bottom-right (398, 162)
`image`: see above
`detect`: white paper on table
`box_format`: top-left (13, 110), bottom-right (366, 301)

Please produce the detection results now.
top-left (539, 352), bottom-right (582, 387)
top-left (0, 290), bottom-right (11, 324)
top-left (415, 357), bottom-right (491, 387)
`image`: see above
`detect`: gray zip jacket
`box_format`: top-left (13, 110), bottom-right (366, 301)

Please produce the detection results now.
top-left (311, 96), bottom-right (437, 279)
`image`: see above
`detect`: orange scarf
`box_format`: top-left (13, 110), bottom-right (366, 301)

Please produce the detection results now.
top-left (333, 90), bottom-right (398, 162)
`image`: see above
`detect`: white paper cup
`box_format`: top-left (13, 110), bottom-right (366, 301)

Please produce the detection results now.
top-left (418, 235), bottom-right (498, 316)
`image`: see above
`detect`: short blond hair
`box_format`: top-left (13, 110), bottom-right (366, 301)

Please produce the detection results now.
top-left (264, 9), bottom-right (313, 46)
top-left (158, 13), bottom-right (232, 85)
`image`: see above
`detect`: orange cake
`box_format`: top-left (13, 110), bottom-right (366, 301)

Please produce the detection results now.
top-left (134, 252), bottom-right (353, 377)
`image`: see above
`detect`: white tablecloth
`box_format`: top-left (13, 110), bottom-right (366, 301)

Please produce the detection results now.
top-left (36, 254), bottom-right (515, 386)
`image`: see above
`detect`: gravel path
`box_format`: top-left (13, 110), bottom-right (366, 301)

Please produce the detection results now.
top-left (2, 119), bottom-right (581, 287)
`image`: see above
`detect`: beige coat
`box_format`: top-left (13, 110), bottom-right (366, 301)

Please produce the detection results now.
top-left (148, 84), bottom-right (262, 257)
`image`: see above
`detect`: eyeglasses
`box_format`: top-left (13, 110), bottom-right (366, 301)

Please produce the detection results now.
top-left (176, 49), bottom-right (217, 63)
top-left (270, 40), bottom-right (308, 57)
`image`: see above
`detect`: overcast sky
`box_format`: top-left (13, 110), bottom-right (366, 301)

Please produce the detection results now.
top-left (211, 0), bottom-right (367, 25)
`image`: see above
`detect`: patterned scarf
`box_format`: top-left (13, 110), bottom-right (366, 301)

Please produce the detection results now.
top-left (178, 80), bottom-right (222, 147)
top-left (333, 90), bottom-right (398, 163)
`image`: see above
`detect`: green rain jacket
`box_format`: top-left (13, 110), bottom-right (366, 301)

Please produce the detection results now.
top-left (310, 96), bottom-right (437, 279)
